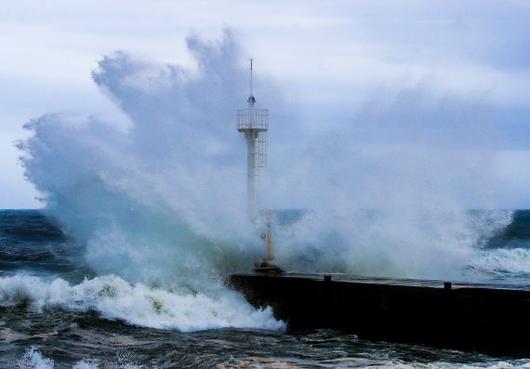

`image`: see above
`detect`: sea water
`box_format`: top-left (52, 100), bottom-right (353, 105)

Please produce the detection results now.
top-left (2, 209), bottom-right (530, 368)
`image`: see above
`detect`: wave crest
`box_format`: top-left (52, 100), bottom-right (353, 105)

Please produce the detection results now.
top-left (0, 275), bottom-right (284, 332)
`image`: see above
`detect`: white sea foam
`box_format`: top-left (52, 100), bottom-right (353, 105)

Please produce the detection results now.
top-left (469, 248), bottom-right (530, 278)
top-left (14, 347), bottom-right (144, 369)
top-left (71, 361), bottom-right (101, 369)
top-left (0, 275), bottom-right (284, 331)
top-left (14, 348), bottom-right (54, 369)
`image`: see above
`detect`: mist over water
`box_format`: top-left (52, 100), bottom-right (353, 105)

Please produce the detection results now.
top-left (12, 30), bottom-right (515, 334)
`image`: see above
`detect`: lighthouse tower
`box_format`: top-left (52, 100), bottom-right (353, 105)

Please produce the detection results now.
top-left (237, 60), bottom-right (283, 274)
top-left (237, 59), bottom-right (268, 221)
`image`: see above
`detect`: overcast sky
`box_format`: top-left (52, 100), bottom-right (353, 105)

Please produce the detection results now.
top-left (1, 0), bottom-right (530, 208)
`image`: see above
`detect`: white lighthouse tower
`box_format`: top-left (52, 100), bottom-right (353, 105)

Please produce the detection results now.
top-left (237, 60), bottom-right (282, 273)
top-left (237, 59), bottom-right (268, 221)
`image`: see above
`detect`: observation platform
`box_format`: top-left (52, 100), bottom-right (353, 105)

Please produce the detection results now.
top-left (228, 272), bottom-right (530, 356)
top-left (237, 108), bottom-right (269, 132)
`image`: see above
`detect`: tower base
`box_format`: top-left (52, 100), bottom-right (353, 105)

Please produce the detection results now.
top-left (253, 261), bottom-right (284, 274)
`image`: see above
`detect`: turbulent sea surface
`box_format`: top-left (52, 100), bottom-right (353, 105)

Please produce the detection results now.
top-left (2, 209), bottom-right (530, 368)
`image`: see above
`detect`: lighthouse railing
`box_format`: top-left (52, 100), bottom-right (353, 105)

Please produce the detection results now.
top-left (237, 108), bottom-right (269, 130)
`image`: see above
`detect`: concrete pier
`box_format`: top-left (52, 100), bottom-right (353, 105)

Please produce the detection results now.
top-left (229, 272), bottom-right (530, 356)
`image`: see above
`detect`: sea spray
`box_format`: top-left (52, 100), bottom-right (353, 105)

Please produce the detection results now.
top-left (18, 31), bottom-right (266, 285)
top-left (17, 30), bottom-right (512, 329)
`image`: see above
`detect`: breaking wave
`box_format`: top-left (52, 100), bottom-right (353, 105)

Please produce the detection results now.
top-left (14, 31), bottom-right (284, 331)
top-left (0, 274), bottom-right (283, 331)
top-left (13, 29), bottom-right (518, 333)
top-left (468, 248), bottom-right (530, 279)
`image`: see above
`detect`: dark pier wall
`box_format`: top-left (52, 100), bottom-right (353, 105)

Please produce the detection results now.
top-left (229, 273), bottom-right (530, 356)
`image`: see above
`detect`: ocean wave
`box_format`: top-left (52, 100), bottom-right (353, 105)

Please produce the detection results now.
top-left (468, 248), bottom-right (530, 279)
top-left (0, 274), bottom-right (284, 332)
top-left (14, 347), bottom-right (530, 369)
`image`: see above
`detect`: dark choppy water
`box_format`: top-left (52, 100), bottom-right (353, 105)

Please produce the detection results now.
top-left (2, 210), bottom-right (530, 368)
